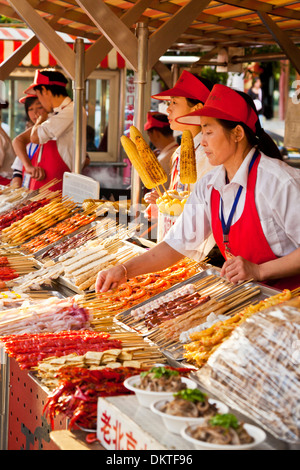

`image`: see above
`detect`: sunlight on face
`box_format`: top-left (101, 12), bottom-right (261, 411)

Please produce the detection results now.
top-left (200, 117), bottom-right (236, 167)
top-left (166, 96), bottom-right (196, 132)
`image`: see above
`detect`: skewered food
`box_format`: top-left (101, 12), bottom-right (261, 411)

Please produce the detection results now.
top-left (183, 289), bottom-right (293, 368)
top-left (0, 297), bottom-right (91, 336)
top-left (0, 198), bottom-right (50, 232)
top-left (121, 135), bottom-right (154, 189)
top-left (21, 212), bottom-right (96, 253)
top-left (1, 198), bottom-right (76, 245)
top-left (121, 126), bottom-right (168, 189)
top-left (179, 130), bottom-right (197, 185)
top-left (0, 330), bottom-right (122, 369)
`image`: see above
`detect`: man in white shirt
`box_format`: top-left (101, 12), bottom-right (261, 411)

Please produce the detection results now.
top-left (13, 69), bottom-right (86, 190)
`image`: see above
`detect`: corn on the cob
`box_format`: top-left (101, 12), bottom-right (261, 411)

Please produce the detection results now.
top-left (120, 135), bottom-right (154, 189)
top-left (130, 126), bottom-right (168, 189)
top-left (179, 130), bottom-right (197, 184)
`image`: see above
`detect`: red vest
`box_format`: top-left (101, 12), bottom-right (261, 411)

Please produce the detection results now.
top-left (211, 153), bottom-right (300, 291)
top-left (26, 140), bottom-right (70, 192)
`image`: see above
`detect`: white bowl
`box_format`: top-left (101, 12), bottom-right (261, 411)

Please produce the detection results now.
top-left (123, 375), bottom-right (197, 408)
top-left (181, 422), bottom-right (266, 450)
top-left (150, 398), bottom-right (229, 435)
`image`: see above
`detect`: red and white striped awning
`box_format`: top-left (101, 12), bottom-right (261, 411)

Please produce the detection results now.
top-left (0, 27), bottom-right (126, 69)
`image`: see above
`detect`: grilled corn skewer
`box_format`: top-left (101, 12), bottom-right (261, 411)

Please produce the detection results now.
top-left (130, 126), bottom-right (168, 189)
top-left (120, 135), bottom-right (154, 189)
top-left (179, 130), bottom-right (197, 184)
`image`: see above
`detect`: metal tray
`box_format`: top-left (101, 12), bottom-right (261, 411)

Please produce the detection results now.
top-left (116, 267), bottom-right (280, 363)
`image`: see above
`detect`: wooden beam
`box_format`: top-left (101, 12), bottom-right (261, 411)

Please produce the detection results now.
top-left (0, 35), bottom-right (39, 80)
top-left (76, 0), bottom-right (138, 71)
top-left (148, 0), bottom-right (213, 68)
top-left (258, 11), bottom-right (300, 74)
top-left (224, 0), bottom-right (300, 21)
top-left (153, 61), bottom-right (173, 89)
top-left (7, 0), bottom-right (75, 79)
top-left (85, 0), bottom-right (153, 78)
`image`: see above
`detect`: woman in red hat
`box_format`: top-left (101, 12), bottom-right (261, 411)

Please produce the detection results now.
top-left (11, 95), bottom-right (46, 188)
top-left (152, 70), bottom-right (214, 192)
top-left (95, 84), bottom-right (300, 293)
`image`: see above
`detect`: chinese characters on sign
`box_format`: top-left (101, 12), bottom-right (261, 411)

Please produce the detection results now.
top-left (97, 399), bottom-right (163, 450)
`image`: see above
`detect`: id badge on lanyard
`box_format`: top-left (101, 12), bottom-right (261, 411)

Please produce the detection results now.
top-left (220, 149), bottom-right (259, 259)
top-left (22, 144), bottom-right (42, 188)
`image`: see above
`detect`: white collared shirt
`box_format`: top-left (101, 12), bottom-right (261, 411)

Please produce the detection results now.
top-left (37, 97), bottom-right (87, 171)
top-left (164, 147), bottom-right (300, 261)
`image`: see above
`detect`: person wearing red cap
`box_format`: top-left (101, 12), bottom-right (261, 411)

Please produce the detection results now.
top-left (12, 69), bottom-right (87, 191)
top-left (95, 84), bottom-right (300, 293)
top-left (11, 95), bottom-right (46, 187)
top-left (152, 71), bottom-right (215, 192)
top-left (143, 112), bottom-right (178, 220)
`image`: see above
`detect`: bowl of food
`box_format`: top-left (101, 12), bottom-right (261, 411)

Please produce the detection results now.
top-left (150, 388), bottom-right (228, 435)
top-left (181, 413), bottom-right (266, 450)
top-left (123, 366), bottom-right (197, 408)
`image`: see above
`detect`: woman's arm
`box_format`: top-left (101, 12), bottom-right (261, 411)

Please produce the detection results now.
top-left (95, 241), bottom-right (184, 292)
top-left (220, 248), bottom-right (300, 284)
top-left (12, 129), bottom-right (45, 181)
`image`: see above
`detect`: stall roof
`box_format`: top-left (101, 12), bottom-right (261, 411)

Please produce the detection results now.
top-left (0, 0), bottom-right (299, 49)
top-left (0, 27), bottom-right (125, 69)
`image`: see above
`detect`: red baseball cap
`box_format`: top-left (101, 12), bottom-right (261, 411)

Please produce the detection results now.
top-left (19, 94), bottom-right (36, 104)
top-left (152, 70), bottom-right (211, 103)
top-left (176, 84), bottom-right (258, 133)
top-left (144, 112), bottom-right (169, 131)
top-left (24, 70), bottom-right (67, 95)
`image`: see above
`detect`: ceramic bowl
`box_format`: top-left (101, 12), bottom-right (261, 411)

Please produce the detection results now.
top-left (123, 375), bottom-right (197, 408)
top-left (150, 398), bottom-right (229, 435)
top-left (181, 422), bottom-right (266, 450)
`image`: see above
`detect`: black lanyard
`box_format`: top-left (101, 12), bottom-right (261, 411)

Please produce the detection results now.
top-left (220, 149), bottom-right (259, 252)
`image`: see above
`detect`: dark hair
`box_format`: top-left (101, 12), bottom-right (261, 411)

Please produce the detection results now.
top-left (147, 113), bottom-right (173, 137)
top-left (217, 90), bottom-right (283, 160)
top-left (186, 74), bottom-right (214, 107)
top-left (33, 69), bottom-right (68, 97)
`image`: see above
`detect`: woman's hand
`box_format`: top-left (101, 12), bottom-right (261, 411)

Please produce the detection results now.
top-left (25, 164), bottom-right (45, 181)
top-left (144, 190), bottom-right (159, 204)
top-left (95, 264), bottom-right (127, 293)
top-left (220, 256), bottom-right (261, 284)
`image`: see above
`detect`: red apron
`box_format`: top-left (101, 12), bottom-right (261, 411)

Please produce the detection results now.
top-left (26, 140), bottom-right (70, 192)
top-left (0, 176), bottom-right (11, 185)
top-left (211, 152), bottom-right (300, 291)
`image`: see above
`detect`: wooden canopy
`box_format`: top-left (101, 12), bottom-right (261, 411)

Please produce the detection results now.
top-left (0, 0), bottom-right (299, 80)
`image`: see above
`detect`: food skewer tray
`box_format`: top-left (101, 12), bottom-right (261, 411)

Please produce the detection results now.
top-left (56, 238), bottom-right (150, 295)
top-left (116, 267), bottom-right (280, 364)
top-left (20, 218), bottom-right (102, 260)
top-left (115, 263), bottom-right (212, 324)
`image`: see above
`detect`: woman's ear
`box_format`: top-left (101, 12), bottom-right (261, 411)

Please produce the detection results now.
top-left (234, 124), bottom-right (245, 142)
top-left (191, 102), bottom-right (204, 112)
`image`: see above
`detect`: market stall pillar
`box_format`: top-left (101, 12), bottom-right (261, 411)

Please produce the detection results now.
top-left (73, 37), bottom-right (85, 175)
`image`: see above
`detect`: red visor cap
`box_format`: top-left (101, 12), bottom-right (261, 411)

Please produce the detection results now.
top-left (175, 84), bottom-right (258, 133)
top-left (144, 112), bottom-right (169, 131)
top-left (151, 70), bottom-right (211, 103)
top-left (24, 70), bottom-right (67, 95)
top-left (19, 94), bottom-right (36, 104)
